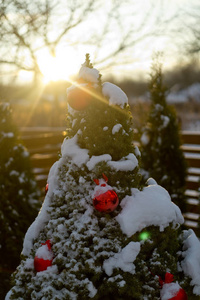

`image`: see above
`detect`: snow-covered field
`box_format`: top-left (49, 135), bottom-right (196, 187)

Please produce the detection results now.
top-left (167, 83), bottom-right (200, 131)
top-left (167, 83), bottom-right (200, 104)
top-left (130, 83), bottom-right (200, 131)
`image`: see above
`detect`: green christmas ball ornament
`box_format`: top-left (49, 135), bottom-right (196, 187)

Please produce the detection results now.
top-left (139, 231), bottom-right (151, 241)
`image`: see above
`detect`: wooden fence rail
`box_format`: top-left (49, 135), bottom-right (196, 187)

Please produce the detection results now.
top-left (19, 127), bottom-right (200, 234)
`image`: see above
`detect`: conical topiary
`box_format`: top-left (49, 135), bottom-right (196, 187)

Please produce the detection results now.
top-left (6, 55), bottom-right (200, 300)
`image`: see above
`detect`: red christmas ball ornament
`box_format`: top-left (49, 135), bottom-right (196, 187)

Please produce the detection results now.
top-left (67, 84), bottom-right (93, 110)
top-left (34, 257), bottom-right (52, 272)
top-left (45, 183), bottom-right (49, 195)
top-left (34, 240), bottom-right (53, 272)
top-left (169, 289), bottom-right (188, 300)
top-left (92, 174), bottom-right (119, 213)
top-left (160, 273), bottom-right (188, 300)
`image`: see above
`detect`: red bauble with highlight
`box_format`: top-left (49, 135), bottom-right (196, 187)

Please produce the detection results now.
top-left (67, 86), bottom-right (92, 110)
top-left (93, 189), bottom-right (119, 213)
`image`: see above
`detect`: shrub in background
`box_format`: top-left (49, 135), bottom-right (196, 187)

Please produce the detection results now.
top-left (0, 102), bottom-right (40, 298)
top-left (140, 54), bottom-right (188, 213)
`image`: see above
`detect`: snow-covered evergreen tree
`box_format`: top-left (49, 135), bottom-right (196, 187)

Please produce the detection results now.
top-left (0, 103), bottom-right (40, 299)
top-left (6, 55), bottom-right (200, 300)
top-left (140, 56), bottom-right (187, 213)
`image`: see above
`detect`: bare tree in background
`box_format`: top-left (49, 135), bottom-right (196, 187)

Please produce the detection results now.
top-left (186, 6), bottom-right (200, 55)
top-left (0, 0), bottom-right (178, 83)
top-left (176, 2), bottom-right (200, 58)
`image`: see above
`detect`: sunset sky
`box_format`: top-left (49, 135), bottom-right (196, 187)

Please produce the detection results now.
top-left (15, 0), bottom-right (199, 84)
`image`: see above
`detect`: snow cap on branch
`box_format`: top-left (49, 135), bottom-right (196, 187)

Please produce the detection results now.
top-left (102, 82), bottom-right (128, 107)
top-left (181, 229), bottom-right (200, 295)
top-left (78, 65), bottom-right (99, 83)
top-left (116, 183), bottom-right (184, 237)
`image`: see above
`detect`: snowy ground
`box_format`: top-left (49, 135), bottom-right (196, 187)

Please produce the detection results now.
top-left (167, 84), bottom-right (200, 130)
top-left (130, 82), bottom-right (200, 131)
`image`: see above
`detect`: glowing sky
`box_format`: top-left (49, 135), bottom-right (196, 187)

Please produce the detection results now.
top-left (17, 0), bottom-right (199, 83)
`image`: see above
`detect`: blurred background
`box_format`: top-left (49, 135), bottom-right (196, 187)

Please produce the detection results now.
top-left (0, 0), bottom-right (200, 130)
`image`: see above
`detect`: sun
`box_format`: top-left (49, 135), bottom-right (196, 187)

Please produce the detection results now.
top-left (37, 47), bottom-right (81, 84)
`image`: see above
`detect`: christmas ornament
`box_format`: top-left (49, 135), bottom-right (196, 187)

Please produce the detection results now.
top-left (159, 272), bottom-right (187, 300)
top-left (67, 84), bottom-right (93, 110)
top-left (45, 183), bottom-right (49, 195)
top-left (92, 174), bottom-right (119, 213)
top-left (34, 240), bottom-right (53, 272)
top-left (139, 231), bottom-right (151, 241)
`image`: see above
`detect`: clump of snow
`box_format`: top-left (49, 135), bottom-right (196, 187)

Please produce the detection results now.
top-left (79, 65), bottom-right (99, 83)
top-left (160, 282), bottom-right (182, 300)
top-left (36, 265), bottom-right (58, 276)
top-left (112, 124), bottom-right (122, 134)
top-left (180, 229), bottom-right (200, 295)
top-left (103, 242), bottom-right (141, 276)
top-left (87, 154), bottom-right (112, 171)
top-left (61, 135), bottom-right (89, 167)
top-left (134, 146), bottom-right (141, 157)
top-left (3, 132), bottom-right (14, 138)
top-left (141, 131), bottom-right (150, 146)
top-left (102, 82), bottom-right (128, 108)
top-left (87, 153), bottom-right (138, 172)
top-left (92, 179), bottom-right (113, 199)
top-left (79, 176), bottom-right (86, 184)
top-left (160, 115), bottom-right (170, 129)
top-left (86, 281), bottom-right (97, 298)
top-left (36, 244), bottom-right (53, 260)
top-left (108, 153), bottom-right (138, 172)
top-left (116, 184), bottom-right (184, 237)
top-left (146, 177), bottom-right (157, 185)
